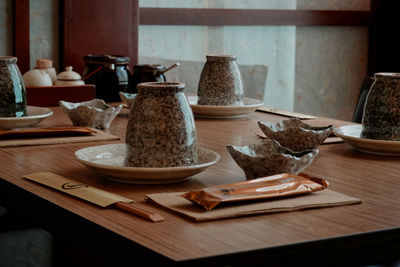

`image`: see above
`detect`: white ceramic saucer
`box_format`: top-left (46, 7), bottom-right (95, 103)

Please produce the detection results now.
top-left (333, 124), bottom-right (400, 156)
top-left (187, 96), bottom-right (263, 119)
top-left (75, 143), bottom-right (221, 184)
top-left (0, 106), bottom-right (53, 129)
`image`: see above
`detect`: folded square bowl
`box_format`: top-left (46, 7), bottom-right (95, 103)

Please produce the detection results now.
top-left (59, 99), bottom-right (123, 129)
top-left (226, 139), bottom-right (318, 180)
top-left (258, 118), bottom-right (333, 151)
top-left (119, 91), bottom-right (136, 109)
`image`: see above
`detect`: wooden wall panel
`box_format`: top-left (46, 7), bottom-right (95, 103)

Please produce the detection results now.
top-left (62, 0), bottom-right (138, 74)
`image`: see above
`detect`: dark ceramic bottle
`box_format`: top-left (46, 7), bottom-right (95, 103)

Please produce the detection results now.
top-left (361, 72), bottom-right (400, 140)
top-left (0, 56), bottom-right (27, 117)
top-left (124, 82), bottom-right (198, 167)
top-left (82, 54), bottom-right (131, 102)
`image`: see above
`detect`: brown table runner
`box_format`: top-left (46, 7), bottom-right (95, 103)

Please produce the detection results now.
top-left (0, 128), bottom-right (120, 147)
top-left (146, 190), bottom-right (361, 222)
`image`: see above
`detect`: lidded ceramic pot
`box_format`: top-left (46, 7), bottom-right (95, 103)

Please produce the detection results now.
top-left (0, 56), bottom-right (27, 117)
top-left (197, 55), bottom-right (243, 106)
top-left (55, 66), bottom-right (85, 86)
top-left (124, 82), bottom-right (198, 168)
top-left (361, 73), bottom-right (400, 140)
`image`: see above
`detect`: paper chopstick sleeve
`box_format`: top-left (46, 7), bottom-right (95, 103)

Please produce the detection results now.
top-left (181, 173), bottom-right (329, 211)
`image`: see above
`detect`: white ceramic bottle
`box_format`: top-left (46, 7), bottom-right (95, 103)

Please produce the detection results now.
top-left (22, 58), bottom-right (56, 87)
top-left (35, 58), bottom-right (57, 84)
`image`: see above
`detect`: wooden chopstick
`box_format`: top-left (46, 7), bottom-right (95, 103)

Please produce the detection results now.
top-left (115, 202), bottom-right (165, 222)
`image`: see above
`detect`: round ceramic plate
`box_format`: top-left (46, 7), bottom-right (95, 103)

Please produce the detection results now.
top-left (187, 96), bottom-right (263, 119)
top-left (0, 106), bottom-right (53, 129)
top-left (333, 124), bottom-right (400, 156)
top-left (75, 143), bottom-right (221, 184)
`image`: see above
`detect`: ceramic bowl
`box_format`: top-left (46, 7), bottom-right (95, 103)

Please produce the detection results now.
top-left (258, 118), bottom-right (333, 151)
top-left (226, 139), bottom-right (318, 180)
top-left (119, 91), bottom-right (136, 109)
top-left (59, 99), bottom-right (122, 129)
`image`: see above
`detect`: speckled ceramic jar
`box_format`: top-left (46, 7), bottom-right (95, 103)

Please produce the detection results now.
top-left (0, 56), bottom-right (27, 117)
top-left (124, 82), bottom-right (198, 167)
top-left (361, 73), bottom-right (400, 140)
top-left (197, 55), bottom-right (243, 106)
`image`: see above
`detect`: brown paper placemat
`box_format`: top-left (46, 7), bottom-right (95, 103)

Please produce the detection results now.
top-left (0, 128), bottom-right (120, 147)
top-left (257, 106), bottom-right (317, 120)
top-left (255, 133), bottom-right (344, 145)
top-left (146, 190), bottom-right (361, 222)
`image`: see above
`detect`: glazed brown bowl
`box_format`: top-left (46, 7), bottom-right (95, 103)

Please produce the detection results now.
top-left (258, 118), bottom-right (333, 151)
top-left (226, 139), bottom-right (318, 180)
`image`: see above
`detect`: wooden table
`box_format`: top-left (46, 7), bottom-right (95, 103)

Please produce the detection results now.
top-left (1, 107), bottom-right (400, 266)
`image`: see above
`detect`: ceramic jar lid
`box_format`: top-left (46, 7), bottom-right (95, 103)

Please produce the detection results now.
top-left (57, 66), bottom-right (82, 81)
top-left (83, 54), bottom-right (130, 65)
top-left (133, 64), bottom-right (166, 72)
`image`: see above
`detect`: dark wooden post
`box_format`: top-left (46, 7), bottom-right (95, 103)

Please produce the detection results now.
top-left (13, 0), bottom-right (30, 74)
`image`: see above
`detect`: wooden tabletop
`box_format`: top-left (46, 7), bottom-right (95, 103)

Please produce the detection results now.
top-left (1, 106), bottom-right (400, 266)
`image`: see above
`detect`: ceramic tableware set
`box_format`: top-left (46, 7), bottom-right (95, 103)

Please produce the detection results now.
top-left (186, 55), bottom-right (264, 119)
top-left (0, 56), bottom-right (121, 130)
top-left (76, 54), bottom-right (329, 183)
top-left (333, 72), bottom-right (400, 156)
top-left (0, 56), bottom-right (53, 129)
top-left (23, 58), bottom-right (84, 87)
top-left (227, 118), bottom-right (332, 180)
top-left (76, 54), bottom-right (265, 183)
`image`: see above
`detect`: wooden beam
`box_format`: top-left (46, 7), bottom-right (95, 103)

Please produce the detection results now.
top-left (13, 0), bottom-right (30, 74)
top-left (140, 8), bottom-right (376, 26)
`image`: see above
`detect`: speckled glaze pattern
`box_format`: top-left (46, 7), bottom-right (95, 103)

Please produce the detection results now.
top-left (361, 73), bottom-right (400, 140)
top-left (197, 55), bottom-right (243, 106)
top-left (0, 56), bottom-right (27, 117)
top-left (258, 118), bottom-right (333, 151)
top-left (59, 99), bottom-right (122, 129)
top-left (124, 82), bottom-right (198, 168)
top-left (226, 139), bottom-right (318, 180)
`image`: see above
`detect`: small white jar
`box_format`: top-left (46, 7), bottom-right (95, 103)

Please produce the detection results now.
top-left (22, 69), bottom-right (53, 87)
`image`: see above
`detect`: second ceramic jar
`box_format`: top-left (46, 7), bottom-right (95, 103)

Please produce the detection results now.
top-left (361, 72), bottom-right (400, 140)
top-left (124, 82), bottom-right (198, 167)
top-left (197, 55), bottom-right (243, 106)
